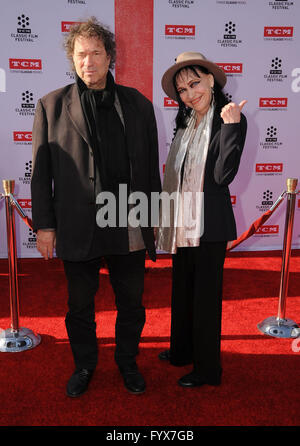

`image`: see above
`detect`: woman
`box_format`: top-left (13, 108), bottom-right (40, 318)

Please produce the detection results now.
top-left (157, 52), bottom-right (247, 388)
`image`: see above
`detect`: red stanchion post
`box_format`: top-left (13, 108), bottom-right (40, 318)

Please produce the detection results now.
top-left (0, 179), bottom-right (41, 352)
top-left (258, 178), bottom-right (300, 338)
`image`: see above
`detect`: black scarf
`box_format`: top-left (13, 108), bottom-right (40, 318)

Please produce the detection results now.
top-left (76, 71), bottom-right (130, 194)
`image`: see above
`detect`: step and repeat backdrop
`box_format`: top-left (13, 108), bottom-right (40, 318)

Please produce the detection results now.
top-left (0, 0), bottom-right (299, 258)
top-left (0, 0), bottom-right (115, 258)
top-left (153, 0), bottom-right (300, 253)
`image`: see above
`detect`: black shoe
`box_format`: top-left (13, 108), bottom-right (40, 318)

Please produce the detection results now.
top-left (66, 368), bottom-right (94, 398)
top-left (119, 363), bottom-right (146, 395)
top-left (178, 371), bottom-right (221, 388)
top-left (158, 350), bottom-right (192, 366)
top-left (158, 349), bottom-right (171, 361)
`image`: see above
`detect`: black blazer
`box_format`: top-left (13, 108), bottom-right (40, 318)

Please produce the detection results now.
top-left (31, 81), bottom-right (161, 261)
top-left (201, 110), bottom-right (247, 242)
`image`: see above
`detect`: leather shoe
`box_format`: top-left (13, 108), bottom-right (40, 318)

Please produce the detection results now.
top-left (119, 364), bottom-right (146, 394)
top-left (158, 349), bottom-right (171, 361)
top-left (66, 368), bottom-right (94, 398)
top-left (178, 371), bottom-right (221, 388)
top-left (158, 350), bottom-right (192, 366)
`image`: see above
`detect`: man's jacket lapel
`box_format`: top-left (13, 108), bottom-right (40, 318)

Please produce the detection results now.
top-left (65, 84), bottom-right (93, 148)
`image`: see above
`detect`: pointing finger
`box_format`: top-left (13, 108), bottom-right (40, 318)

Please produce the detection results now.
top-left (239, 100), bottom-right (247, 110)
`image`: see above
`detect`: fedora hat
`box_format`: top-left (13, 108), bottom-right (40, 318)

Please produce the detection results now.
top-left (161, 51), bottom-right (227, 101)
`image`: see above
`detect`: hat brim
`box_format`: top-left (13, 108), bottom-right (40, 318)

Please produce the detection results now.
top-left (161, 58), bottom-right (227, 101)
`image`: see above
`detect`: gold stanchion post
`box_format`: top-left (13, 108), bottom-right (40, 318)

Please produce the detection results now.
top-left (258, 178), bottom-right (300, 338)
top-left (0, 180), bottom-right (41, 352)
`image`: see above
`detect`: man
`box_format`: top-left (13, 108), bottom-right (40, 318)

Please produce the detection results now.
top-left (31, 18), bottom-right (161, 397)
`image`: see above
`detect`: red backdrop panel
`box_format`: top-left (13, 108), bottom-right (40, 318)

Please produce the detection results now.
top-left (115, 0), bottom-right (153, 101)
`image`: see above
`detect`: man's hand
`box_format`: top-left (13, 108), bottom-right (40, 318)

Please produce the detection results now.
top-left (36, 230), bottom-right (56, 260)
top-left (220, 100), bottom-right (247, 124)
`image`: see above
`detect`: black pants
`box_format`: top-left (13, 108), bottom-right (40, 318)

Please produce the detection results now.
top-left (169, 242), bottom-right (227, 384)
top-left (63, 250), bottom-right (146, 371)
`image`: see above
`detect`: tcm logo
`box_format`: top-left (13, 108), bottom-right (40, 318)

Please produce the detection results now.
top-left (9, 59), bottom-right (42, 70)
top-left (256, 225), bottom-right (279, 234)
top-left (13, 131), bottom-right (32, 142)
top-left (17, 199), bottom-right (31, 209)
top-left (264, 26), bottom-right (293, 37)
top-left (164, 97), bottom-right (178, 108)
top-left (61, 21), bottom-right (82, 33)
top-left (256, 163), bottom-right (283, 173)
top-left (231, 195), bottom-right (236, 205)
top-left (217, 63), bottom-right (243, 74)
top-left (259, 98), bottom-right (287, 107)
top-left (165, 25), bottom-right (195, 36)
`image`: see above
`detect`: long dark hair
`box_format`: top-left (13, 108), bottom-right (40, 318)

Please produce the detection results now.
top-left (173, 65), bottom-right (228, 130)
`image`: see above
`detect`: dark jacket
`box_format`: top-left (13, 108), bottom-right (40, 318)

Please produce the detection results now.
top-left (31, 81), bottom-right (161, 261)
top-left (201, 110), bottom-right (247, 242)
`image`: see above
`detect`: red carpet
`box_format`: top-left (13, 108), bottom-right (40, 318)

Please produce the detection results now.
top-left (0, 251), bottom-right (299, 427)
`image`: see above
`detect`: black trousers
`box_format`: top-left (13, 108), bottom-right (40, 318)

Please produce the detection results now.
top-left (63, 250), bottom-right (146, 371)
top-left (169, 241), bottom-right (227, 384)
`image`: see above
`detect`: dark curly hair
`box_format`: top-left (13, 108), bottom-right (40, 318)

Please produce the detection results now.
top-left (173, 65), bottom-right (228, 130)
top-left (64, 16), bottom-right (116, 70)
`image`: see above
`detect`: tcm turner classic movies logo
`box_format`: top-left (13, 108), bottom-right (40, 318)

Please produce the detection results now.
top-left (61, 21), bottom-right (82, 33)
top-left (18, 199), bottom-right (32, 209)
top-left (259, 97), bottom-right (288, 110)
top-left (165, 25), bottom-right (195, 39)
top-left (13, 131), bottom-right (32, 146)
top-left (256, 163), bottom-right (283, 176)
top-left (9, 59), bottom-right (42, 73)
top-left (264, 26), bottom-right (293, 41)
top-left (164, 97), bottom-right (178, 108)
top-left (254, 225), bottom-right (279, 236)
top-left (217, 63), bottom-right (243, 77)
